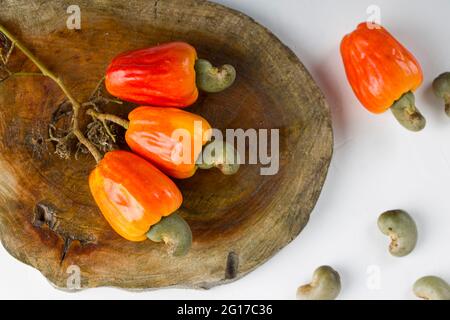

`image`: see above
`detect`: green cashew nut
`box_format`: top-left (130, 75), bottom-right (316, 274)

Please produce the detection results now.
top-left (390, 92), bottom-right (426, 132)
top-left (432, 72), bottom-right (450, 117)
top-left (296, 266), bottom-right (341, 300)
top-left (197, 140), bottom-right (240, 175)
top-left (413, 276), bottom-right (450, 300)
top-left (377, 210), bottom-right (418, 257)
top-left (147, 212), bottom-right (192, 257)
top-left (195, 59), bottom-right (236, 93)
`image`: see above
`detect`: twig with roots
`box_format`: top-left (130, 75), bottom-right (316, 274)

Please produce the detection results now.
top-left (0, 23), bottom-right (103, 163)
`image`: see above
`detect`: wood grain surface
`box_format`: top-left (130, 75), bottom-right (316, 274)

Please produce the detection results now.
top-left (0, 0), bottom-right (333, 289)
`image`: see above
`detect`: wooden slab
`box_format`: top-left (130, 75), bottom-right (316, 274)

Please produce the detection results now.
top-left (0, 0), bottom-right (333, 289)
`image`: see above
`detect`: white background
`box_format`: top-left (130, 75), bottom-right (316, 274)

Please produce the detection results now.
top-left (1, 0), bottom-right (450, 300)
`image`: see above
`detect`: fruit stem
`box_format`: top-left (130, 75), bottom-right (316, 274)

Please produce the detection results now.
top-left (86, 109), bottom-right (130, 130)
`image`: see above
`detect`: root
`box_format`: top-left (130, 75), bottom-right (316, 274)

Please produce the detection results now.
top-left (47, 83), bottom-right (123, 160)
top-left (82, 119), bottom-right (120, 154)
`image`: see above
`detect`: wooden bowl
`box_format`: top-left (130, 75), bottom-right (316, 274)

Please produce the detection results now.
top-left (0, 0), bottom-right (332, 289)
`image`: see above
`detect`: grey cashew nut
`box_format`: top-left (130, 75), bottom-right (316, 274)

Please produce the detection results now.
top-left (197, 140), bottom-right (240, 175)
top-left (390, 92), bottom-right (426, 132)
top-left (413, 276), bottom-right (450, 300)
top-left (147, 212), bottom-right (192, 257)
top-left (296, 266), bottom-right (341, 300)
top-left (195, 59), bottom-right (236, 93)
top-left (432, 72), bottom-right (450, 117)
top-left (377, 210), bottom-right (418, 257)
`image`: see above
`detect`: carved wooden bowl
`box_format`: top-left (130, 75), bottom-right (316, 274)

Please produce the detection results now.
top-left (0, 0), bottom-right (332, 289)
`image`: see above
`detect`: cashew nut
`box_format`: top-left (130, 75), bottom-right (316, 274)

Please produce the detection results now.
top-left (197, 140), bottom-right (240, 175)
top-left (390, 92), bottom-right (426, 132)
top-left (147, 211), bottom-right (192, 257)
top-left (296, 266), bottom-right (341, 300)
top-left (377, 210), bottom-right (418, 257)
top-left (413, 276), bottom-right (450, 300)
top-left (195, 59), bottom-right (236, 93)
top-left (432, 72), bottom-right (450, 117)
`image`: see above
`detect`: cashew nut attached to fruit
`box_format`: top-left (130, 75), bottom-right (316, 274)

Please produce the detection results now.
top-left (147, 211), bottom-right (192, 257)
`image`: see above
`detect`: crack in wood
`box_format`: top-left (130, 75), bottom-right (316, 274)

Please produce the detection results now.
top-left (33, 201), bottom-right (58, 229)
top-left (225, 251), bottom-right (239, 280)
top-left (60, 237), bottom-right (73, 263)
top-left (32, 201), bottom-right (95, 263)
